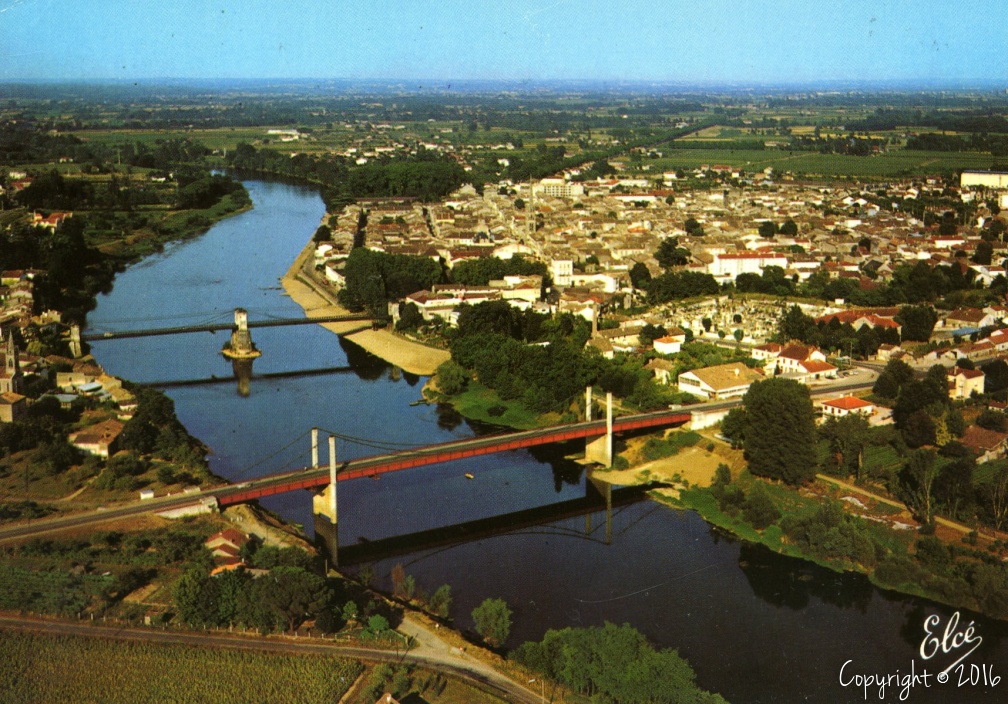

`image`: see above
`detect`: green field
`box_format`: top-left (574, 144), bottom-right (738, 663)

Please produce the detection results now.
top-left (0, 630), bottom-right (363, 704)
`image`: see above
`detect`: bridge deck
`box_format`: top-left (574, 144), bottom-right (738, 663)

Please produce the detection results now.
top-left (82, 314), bottom-right (376, 341)
top-left (217, 410), bottom-right (691, 505)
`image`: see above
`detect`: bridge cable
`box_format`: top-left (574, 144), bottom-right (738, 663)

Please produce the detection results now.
top-left (228, 428), bottom-right (314, 480)
top-left (316, 426), bottom-right (424, 451)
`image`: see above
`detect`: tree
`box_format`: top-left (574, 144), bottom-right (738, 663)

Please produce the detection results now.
top-left (778, 305), bottom-right (818, 344)
top-left (983, 466), bottom-right (1008, 530)
top-left (873, 359), bottom-right (915, 399)
top-left (395, 302), bottom-right (424, 331)
top-left (938, 211), bottom-right (958, 236)
top-left (974, 239), bottom-right (994, 266)
top-left (174, 568), bottom-right (220, 627)
top-left (429, 584), bottom-right (452, 618)
top-left (639, 323), bottom-right (667, 347)
top-left (259, 566), bottom-right (331, 633)
top-left (895, 305), bottom-right (938, 342)
top-left (758, 220), bottom-right (777, 239)
top-left (390, 563), bottom-right (406, 598)
top-left (471, 597), bottom-right (512, 647)
top-left (683, 217), bottom-right (704, 237)
top-left (742, 378), bottom-right (818, 485)
top-left (720, 407), bottom-right (747, 449)
top-left (312, 224), bottom-right (331, 243)
top-left (977, 409), bottom-right (1008, 432)
top-left (821, 414), bottom-right (871, 480)
top-left (655, 238), bottom-right (690, 270)
top-left (629, 261), bottom-right (652, 289)
top-left (899, 448), bottom-right (939, 528)
top-left (435, 360), bottom-right (469, 395)
top-left (934, 456), bottom-right (975, 519)
top-left (779, 219), bottom-right (799, 236)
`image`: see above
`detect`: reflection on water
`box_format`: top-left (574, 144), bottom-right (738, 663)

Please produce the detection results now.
top-left (231, 358), bottom-right (254, 397)
top-left (738, 541), bottom-right (874, 612)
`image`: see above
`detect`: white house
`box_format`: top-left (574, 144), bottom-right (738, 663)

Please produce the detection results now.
top-left (821, 395), bottom-right (875, 418)
top-left (677, 362), bottom-right (762, 400)
top-left (653, 329), bottom-right (688, 355)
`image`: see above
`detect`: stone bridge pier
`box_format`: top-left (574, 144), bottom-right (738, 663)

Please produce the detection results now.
top-left (584, 386), bottom-right (613, 467)
top-left (311, 429), bottom-right (340, 566)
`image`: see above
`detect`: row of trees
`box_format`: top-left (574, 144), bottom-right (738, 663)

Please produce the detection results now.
top-left (228, 143), bottom-right (468, 205)
top-left (174, 565), bottom-right (331, 633)
top-left (777, 304), bottom-right (933, 358)
top-left (338, 251), bottom-right (547, 317)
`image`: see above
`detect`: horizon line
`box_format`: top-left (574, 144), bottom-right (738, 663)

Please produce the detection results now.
top-left (2, 76), bottom-right (1008, 94)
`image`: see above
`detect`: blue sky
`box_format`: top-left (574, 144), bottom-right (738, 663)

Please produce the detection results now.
top-left (2, 0), bottom-right (1006, 86)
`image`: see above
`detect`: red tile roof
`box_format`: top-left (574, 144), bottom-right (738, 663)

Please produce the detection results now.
top-left (823, 395), bottom-right (873, 410)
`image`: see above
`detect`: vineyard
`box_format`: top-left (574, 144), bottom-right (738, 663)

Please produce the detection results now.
top-left (0, 631), bottom-right (363, 703)
top-left (0, 564), bottom-right (113, 616)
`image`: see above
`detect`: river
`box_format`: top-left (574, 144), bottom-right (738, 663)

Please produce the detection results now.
top-left (86, 180), bottom-right (1006, 703)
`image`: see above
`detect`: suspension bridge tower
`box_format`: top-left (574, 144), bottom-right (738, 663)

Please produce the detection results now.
top-left (222, 308), bottom-right (262, 360)
top-left (311, 429), bottom-right (340, 566)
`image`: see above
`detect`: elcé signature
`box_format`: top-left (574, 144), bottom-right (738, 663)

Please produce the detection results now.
top-left (839, 611), bottom-right (1000, 701)
top-left (919, 611), bottom-right (985, 683)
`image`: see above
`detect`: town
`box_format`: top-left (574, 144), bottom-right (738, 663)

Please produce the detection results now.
top-left (3, 80), bottom-right (1008, 703)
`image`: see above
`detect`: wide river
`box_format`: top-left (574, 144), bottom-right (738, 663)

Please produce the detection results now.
top-left (87, 180), bottom-right (1006, 703)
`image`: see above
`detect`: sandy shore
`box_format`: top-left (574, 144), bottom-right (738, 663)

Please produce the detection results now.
top-left (280, 239), bottom-right (450, 376)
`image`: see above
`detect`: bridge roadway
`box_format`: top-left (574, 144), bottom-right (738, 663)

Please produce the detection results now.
top-left (218, 407), bottom-right (694, 505)
top-left (81, 314), bottom-right (376, 341)
top-left (0, 408), bottom-right (691, 543)
top-left (0, 378), bottom-right (875, 544)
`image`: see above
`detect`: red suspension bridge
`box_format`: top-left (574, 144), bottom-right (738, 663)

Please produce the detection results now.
top-left (216, 406), bottom-right (691, 506)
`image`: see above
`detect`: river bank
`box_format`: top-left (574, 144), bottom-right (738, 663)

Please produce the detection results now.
top-left (280, 238), bottom-right (450, 376)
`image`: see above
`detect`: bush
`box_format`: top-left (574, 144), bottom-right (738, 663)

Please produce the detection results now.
top-left (742, 484), bottom-right (781, 530)
top-left (435, 361), bottom-right (469, 396)
top-left (915, 536), bottom-right (951, 572)
top-left (874, 557), bottom-right (923, 588)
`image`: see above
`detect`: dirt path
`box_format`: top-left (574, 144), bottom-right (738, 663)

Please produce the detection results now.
top-left (280, 239), bottom-right (449, 375)
top-left (816, 473), bottom-right (1008, 543)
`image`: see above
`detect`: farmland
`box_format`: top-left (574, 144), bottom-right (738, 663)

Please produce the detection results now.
top-left (0, 630), bottom-right (363, 704)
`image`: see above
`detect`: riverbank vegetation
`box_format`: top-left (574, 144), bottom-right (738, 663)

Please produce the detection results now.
top-left (513, 622), bottom-right (727, 704)
top-left (1, 123), bottom-right (250, 324)
top-left (662, 370), bottom-right (1008, 620)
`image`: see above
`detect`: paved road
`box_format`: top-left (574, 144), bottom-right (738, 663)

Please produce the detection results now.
top-left (0, 614), bottom-right (541, 703)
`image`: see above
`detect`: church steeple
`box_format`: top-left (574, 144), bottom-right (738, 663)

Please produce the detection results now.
top-left (1, 329), bottom-right (23, 395)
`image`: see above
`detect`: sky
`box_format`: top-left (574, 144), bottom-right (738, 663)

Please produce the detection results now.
top-left (1, 0), bottom-right (1006, 87)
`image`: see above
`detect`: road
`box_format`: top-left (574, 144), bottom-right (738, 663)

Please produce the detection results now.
top-left (0, 614), bottom-right (541, 703)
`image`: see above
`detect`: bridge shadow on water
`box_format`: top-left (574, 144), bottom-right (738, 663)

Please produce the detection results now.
top-left (333, 484), bottom-right (657, 566)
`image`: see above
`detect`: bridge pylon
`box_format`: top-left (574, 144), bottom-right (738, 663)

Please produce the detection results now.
top-left (69, 325), bottom-right (83, 359)
top-left (222, 308), bottom-right (262, 360)
top-left (312, 433), bottom-right (340, 566)
top-left (584, 388), bottom-right (613, 468)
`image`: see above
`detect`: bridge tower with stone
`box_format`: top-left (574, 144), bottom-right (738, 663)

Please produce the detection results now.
top-left (222, 308), bottom-right (262, 360)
